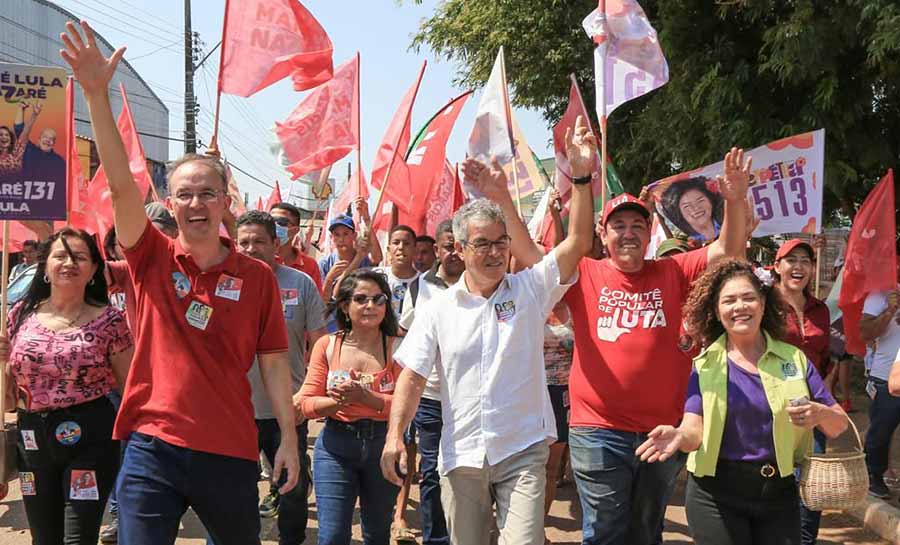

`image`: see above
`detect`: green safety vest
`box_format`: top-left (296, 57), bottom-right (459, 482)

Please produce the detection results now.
top-left (687, 332), bottom-right (813, 478)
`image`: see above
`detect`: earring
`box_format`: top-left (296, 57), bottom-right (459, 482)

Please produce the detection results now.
top-left (89, 278), bottom-right (95, 286)
top-left (43, 273), bottom-right (49, 283)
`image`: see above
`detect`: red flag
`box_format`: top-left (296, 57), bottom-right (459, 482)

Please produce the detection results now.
top-left (219, 0), bottom-right (333, 97)
top-left (275, 55), bottom-right (358, 180)
top-left (404, 90), bottom-right (472, 232)
top-left (450, 163), bottom-right (465, 214)
top-left (553, 76), bottom-right (601, 198)
top-left (265, 181), bottom-right (283, 210)
top-left (839, 170), bottom-right (898, 356)
top-left (85, 85), bottom-right (155, 238)
top-left (64, 78), bottom-right (96, 233)
top-left (255, 196), bottom-right (264, 211)
top-left (419, 161), bottom-right (458, 237)
top-left (370, 61), bottom-right (427, 216)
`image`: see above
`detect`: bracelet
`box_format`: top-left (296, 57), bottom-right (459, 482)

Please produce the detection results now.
top-left (572, 175), bottom-right (592, 186)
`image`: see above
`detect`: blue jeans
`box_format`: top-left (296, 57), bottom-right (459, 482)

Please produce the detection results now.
top-left (569, 427), bottom-right (686, 545)
top-left (313, 419), bottom-right (400, 545)
top-left (800, 430), bottom-right (827, 545)
top-left (413, 398), bottom-right (449, 545)
top-left (865, 377), bottom-right (900, 477)
top-left (116, 432), bottom-right (261, 545)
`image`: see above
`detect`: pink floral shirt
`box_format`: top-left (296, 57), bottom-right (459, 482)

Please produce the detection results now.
top-left (9, 304), bottom-right (133, 411)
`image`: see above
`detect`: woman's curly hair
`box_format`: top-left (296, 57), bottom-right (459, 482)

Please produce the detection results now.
top-left (682, 258), bottom-right (788, 348)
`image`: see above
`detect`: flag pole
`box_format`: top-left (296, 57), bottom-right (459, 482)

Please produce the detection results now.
top-left (355, 52), bottom-right (363, 206)
top-left (207, 0), bottom-right (230, 157)
top-left (815, 241), bottom-right (822, 299)
top-left (598, 0), bottom-right (609, 208)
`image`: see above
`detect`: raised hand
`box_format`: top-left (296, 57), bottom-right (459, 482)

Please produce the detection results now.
top-left (718, 147), bottom-right (752, 203)
top-left (462, 157), bottom-right (510, 205)
top-left (565, 115), bottom-right (598, 179)
top-left (59, 21), bottom-right (125, 98)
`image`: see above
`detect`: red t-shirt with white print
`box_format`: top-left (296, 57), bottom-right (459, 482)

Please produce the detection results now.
top-left (564, 248), bottom-right (708, 432)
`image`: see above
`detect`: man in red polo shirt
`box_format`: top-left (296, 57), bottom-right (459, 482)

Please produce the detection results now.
top-left (270, 202), bottom-right (323, 293)
top-left (61, 21), bottom-right (299, 545)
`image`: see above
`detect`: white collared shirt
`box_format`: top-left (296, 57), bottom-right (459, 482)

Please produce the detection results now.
top-left (395, 250), bottom-right (576, 474)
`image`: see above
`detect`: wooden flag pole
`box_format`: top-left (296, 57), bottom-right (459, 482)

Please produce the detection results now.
top-left (511, 153), bottom-right (523, 217)
top-left (0, 221), bottom-right (11, 483)
top-left (598, 0), bottom-right (609, 208)
top-left (206, 0), bottom-right (231, 157)
top-left (355, 52), bottom-right (363, 205)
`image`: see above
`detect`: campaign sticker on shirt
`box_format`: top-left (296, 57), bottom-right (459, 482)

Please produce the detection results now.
top-left (55, 421), bottom-right (82, 446)
top-left (21, 430), bottom-right (38, 451)
top-left (781, 361), bottom-right (803, 382)
top-left (327, 370), bottom-right (351, 390)
top-left (19, 472), bottom-right (35, 496)
top-left (215, 274), bottom-right (243, 301)
top-left (69, 470), bottom-right (100, 500)
top-left (185, 301), bottom-right (213, 330)
top-left (494, 300), bottom-right (516, 322)
top-left (379, 373), bottom-right (394, 393)
top-left (172, 272), bottom-right (191, 299)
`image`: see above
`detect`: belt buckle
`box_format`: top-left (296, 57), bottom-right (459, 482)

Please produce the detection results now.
top-left (760, 463), bottom-right (776, 478)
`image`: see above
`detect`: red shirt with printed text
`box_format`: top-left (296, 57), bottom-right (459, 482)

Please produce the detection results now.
top-left (565, 249), bottom-right (708, 432)
top-left (114, 222), bottom-right (288, 461)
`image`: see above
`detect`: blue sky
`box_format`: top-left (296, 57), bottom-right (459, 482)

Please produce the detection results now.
top-left (51, 0), bottom-right (556, 203)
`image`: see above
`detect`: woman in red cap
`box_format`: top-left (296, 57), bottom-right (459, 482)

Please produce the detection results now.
top-left (772, 237), bottom-right (831, 545)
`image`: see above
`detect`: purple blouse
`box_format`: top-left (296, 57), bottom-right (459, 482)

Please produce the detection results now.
top-left (684, 357), bottom-right (835, 462)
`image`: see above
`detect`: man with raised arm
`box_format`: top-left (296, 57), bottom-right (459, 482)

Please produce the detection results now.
top-left (379, 119), bottom-right (596, 545)
top-left (60, 21), bottom-right (298, 545)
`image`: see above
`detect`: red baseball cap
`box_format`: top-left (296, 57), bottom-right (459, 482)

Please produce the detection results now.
top-left (601, 193), bottom-right (651, 226)
top-left (775, 238), bottom-right (815, 261)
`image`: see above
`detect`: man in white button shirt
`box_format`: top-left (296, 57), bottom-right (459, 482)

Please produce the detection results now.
top-left (381, 122), bottom-right (595, 545)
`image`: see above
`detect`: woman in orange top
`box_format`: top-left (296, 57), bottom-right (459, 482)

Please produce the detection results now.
top-left (299, 269), bottom-right (402, 545)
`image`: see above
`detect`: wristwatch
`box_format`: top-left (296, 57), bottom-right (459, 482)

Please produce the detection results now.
top-left (572, 175), bottom-right (592, 185)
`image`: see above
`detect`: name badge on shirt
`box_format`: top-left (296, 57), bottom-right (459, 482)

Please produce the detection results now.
top-left (494, 300), bottom-right (516, 322)
top-left (781, 361), bottom-right (803, 382)
top-left (215, 274), bottom-right (243, 301)
top-left (186, 300), bottom-right (214, 330)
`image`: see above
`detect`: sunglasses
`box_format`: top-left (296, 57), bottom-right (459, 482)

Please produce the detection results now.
top-left (351, 293), bottom-right (389, 306)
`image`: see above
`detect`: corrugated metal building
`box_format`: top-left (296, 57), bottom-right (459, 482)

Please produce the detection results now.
top-left (0, 0), bottom-right (169, 191)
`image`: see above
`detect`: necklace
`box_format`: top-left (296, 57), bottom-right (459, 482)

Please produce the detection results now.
top-left (41, 300), bottom-right (87, 328)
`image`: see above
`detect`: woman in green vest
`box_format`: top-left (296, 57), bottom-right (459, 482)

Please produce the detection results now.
top-left (636, 258), bottom-right (847, 545)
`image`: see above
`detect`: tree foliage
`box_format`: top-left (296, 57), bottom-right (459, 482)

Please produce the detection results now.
top-left (408, 0), bottom-right (900, 226)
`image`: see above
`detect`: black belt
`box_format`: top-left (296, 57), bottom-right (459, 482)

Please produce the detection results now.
top-left (325, 418), bottom-right (386, 439)
top-left (717, 459), bottom-right (782, 479)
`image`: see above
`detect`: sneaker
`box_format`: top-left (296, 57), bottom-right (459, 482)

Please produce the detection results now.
top-left (869, 476), bottom-right (891, 499)
top-left (99, 512), bottom-right (118, 543)
top-left (259, 489), bottom-right (280, 518)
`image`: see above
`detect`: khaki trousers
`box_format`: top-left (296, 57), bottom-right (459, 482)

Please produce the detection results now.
top-left (440, 440), bottom-right (549, 545)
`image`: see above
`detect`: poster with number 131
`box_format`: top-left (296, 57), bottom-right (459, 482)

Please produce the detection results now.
top-left (648, 130), bottom-right (825, 241)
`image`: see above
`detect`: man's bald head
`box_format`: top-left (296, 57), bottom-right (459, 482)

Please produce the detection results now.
top-left (38, 128), bottom-right (56, 153)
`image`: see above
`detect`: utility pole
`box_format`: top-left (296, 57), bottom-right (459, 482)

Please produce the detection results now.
top-left (184, 0), bottom-right (196, 153)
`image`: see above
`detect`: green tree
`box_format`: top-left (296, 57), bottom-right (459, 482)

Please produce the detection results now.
top-left (408, 0), bottom-right (900, 226)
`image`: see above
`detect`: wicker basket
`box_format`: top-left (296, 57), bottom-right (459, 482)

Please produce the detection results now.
top-left (798, 416), bottom-right (869, 511)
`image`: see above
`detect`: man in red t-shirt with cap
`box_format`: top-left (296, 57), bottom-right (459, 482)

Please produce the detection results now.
top-left (483, 119), bottom-right (753, 544)
top-left (62, 22), bottom-right (299, 545)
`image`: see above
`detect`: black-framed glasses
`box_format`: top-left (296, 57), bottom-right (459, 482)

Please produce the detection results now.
top-left (464, 235), bottom-right (511, 256)
top-left (351, 293), bottom-right (389, 306)
top-left (173, 189), bottom-right (222, 205)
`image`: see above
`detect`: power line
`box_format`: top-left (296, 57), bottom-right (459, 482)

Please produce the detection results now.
top-left (77, 0), bottom-right (185, 42)
top-left (58, 0), bottom-right (183, 51)
top-left (128, 39), bottom-right (183, 62)
top-left (117, 0), bottom-right (188, 35)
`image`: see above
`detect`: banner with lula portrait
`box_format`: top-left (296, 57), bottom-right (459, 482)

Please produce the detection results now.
top-left (0, 62), bottom-right (68, 221)
top-left (646, 130), bottom-right (825, 243)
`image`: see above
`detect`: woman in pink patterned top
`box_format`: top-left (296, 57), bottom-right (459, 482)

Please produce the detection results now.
top-left (0, 228), bottom-right (133, 544)
top-left (0, 101), bottom-right (41, 178)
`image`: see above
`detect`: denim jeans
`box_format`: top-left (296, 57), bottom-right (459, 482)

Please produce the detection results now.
top-left (865, 377), bottom-right (900, 478)
top-left (413, 398), bottom-right (449, 545)
top-left (116, 432), bottom-right (261, 545)
top-left (313, 419), bottom-right (399, 545)
top-left (105, 390), bottom-right (123, 517)
top-left (257, 419), bottom-right (310, 545)
top-left (569, 427), bottom-right (686, 545)
top-left (799, 429), bottom-right (827, 545)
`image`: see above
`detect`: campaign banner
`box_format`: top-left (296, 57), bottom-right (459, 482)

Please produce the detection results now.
top-left (647, 130), bottom-right (824, 242)
top-left (0, 63), bottom-right (68, 220)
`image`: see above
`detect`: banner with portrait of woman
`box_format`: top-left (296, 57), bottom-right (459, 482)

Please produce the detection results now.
top-left (0, 62), bottom-right (68, 220)
top-left (646, 130), bottom-right (825, 243)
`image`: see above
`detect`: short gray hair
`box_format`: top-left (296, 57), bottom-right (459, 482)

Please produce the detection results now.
top-left (166, 153), bottom-right (228, 191)
top-left (452, 198), bottom-right (506, 242)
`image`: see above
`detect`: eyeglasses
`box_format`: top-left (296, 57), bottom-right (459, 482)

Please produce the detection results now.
top-left (173, 190), bottom-right (222, 205)
top-left (351, 293), bottom-right (389, 306)
top-left (464, 235), bottom-right (511, 256)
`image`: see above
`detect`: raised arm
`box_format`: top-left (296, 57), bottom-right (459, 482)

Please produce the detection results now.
top-left (20, 102), bottom-right (42, 143)
top-left (59, 21), bottom-right (145, 248)
top-left (554, 115), bottom-right (598, 281)
top-left (355, 197), bottom-right (383, 266)
top-left (706, 147), bottom-right (751, 264)
top-left (462, 156), bottom-right (545, 268)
